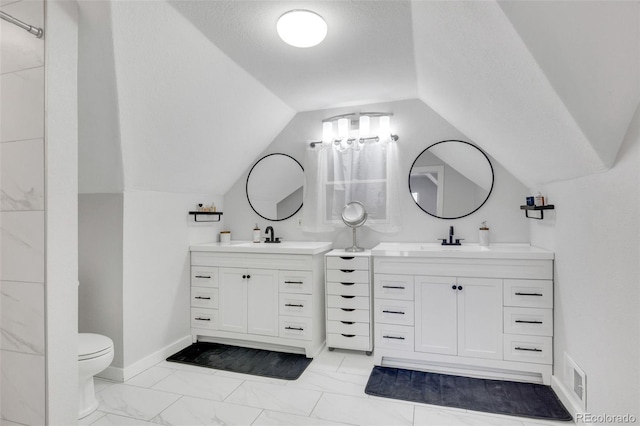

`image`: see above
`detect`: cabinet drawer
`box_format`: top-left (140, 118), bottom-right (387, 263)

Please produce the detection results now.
top-left (327, 307), bottom-right (371, 323)
top-left (504, 307), bottom-right (553, 336)
top-left (326, 256), bottom-right (370, 270)
top-left (279, 270), bottom-right (313, 294)
top-left (374, 299), bottom-right (414, 326)
top-left (191, 308), bottom-right (218, 330)
top-left (327, 333), bottom-right (371, 351)
top-left (326, 282), bottom-right (370, 297)
top-left (279, 294), bottom-right (312, 317)
top-left (279, 316), bottom-right (312, 341)
top-left (326, 269), bottom-right (370, 284)
top-left (191, 287), bottom-right (219, 309)
top-left (327, 295), bottom-right (370, 310)
top-left (375, 274), bottom-right (414, 300)
top-left (191, 266), bottom-right (219, 287)
top-left (327, 320), bottom-right (370, 336)
top-left (504, 279), bottom-right (552, 308)
top-left (503, 335), bottom-right (552, 365)
top-left (375, 323), bottom-right (414, 351)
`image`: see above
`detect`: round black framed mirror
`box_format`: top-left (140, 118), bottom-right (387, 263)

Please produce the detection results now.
top-left (408, 140), bottom-right (494, 219)
top-left (246, 153), bottom-right (304, 221)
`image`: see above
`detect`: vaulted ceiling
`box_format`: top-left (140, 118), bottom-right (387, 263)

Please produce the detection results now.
top-left (78, 0), bottom-right (639, 195)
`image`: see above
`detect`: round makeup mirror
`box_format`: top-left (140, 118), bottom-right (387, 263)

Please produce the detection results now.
top-left (246, 153), bottom-right (304, 221)
top-left (341, 201), bottom-right (367, 252)
top-left (409, 140), bottom-right (494, 219)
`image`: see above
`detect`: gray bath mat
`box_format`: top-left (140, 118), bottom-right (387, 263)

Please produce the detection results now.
top-left (166, 342), bottom-right (312, 380)
top-left (365, 366), bottom-right (572, 421)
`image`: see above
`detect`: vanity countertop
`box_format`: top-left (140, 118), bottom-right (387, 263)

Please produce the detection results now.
top-left (190, 241), bottom-right (333, 255)
top-left (371, 243), bottom-right (554, 260)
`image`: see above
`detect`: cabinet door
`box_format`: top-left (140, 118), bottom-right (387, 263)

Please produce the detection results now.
top-left (219, 268), bottom-right (248, 333)
top-left (414, 276), bottom-right (457, 355)
top-left (247, 269), bottom-right (279, 336)
top-left (457, 277), bottom-right (503, 360)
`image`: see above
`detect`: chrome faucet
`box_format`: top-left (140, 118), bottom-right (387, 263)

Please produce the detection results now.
top-left (440, 225), bottom-right (463, 246)
top-left (264, 226), bottom-right (281, 243)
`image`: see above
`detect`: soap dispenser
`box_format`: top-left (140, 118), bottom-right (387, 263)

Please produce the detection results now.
top-left (253, 224), bottom-right (261, 243)
top-left (479, 221), bottom-right (490, 247)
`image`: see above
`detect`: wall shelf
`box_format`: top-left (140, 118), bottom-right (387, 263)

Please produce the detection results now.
top-left (189, 211), bottom-right (223, 222)
top-left (520, 205), bottom-right (555, 220)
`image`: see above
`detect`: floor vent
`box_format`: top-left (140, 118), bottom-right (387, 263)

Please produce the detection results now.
top-left (565, 353), bottom-right (587, 410)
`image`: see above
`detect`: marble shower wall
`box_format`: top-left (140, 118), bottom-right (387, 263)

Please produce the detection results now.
top-left (0, 0), bottom-right (46, 424)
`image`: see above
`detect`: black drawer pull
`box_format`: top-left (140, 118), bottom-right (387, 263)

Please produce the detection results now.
top-left (341, 321), bottom-right (355, 325)
top-left (195, 275), bottom-right (211, 279)
top-left (340, 269), bottom-right (355, 273)
top-left (515, 292), bottom-right (543, 296)
top-left (340, 295), bottom-right (355, 299)
top-left (285, 303), bottom-right (304, 307)
top-left (515, 346), bottom-right (542, 352)
top-left (383, 335), bottom-right (405, 340)
top-left (285, 326), bottom-right (304, 331)
top-left (515, 320), bottom-right (543, 324)
top-left (382, 285), bottom-right (405, 289)
top-left (341, 334), bottom-right (356, 338)
top-left (339, 256), bottom-right (355, 260)
top-left (341, 308), bottom-right (355, 312)
top-left (285, 281), bottom-right (304, 284)
top-left (194, 317), bottom-right (211, 321)
top-left (383, 310), bottom-right (405, 315)
top-left (194, 296), bottom-right (211, 300)
top-left (340, 282), bottom-right (355, 286)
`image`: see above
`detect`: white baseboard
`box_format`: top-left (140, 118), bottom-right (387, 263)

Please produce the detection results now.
top-left (96, 335), bottom-right (192, 382)
top-left (551, 374), bottom-right (581, 424)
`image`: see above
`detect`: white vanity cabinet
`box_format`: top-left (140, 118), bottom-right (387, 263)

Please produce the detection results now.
top-left (325, 250), bottom-right (373, 354)
top-left (190, 242), bottom-right (331, 357)
top-left (371, 243), bottom-right (554, 385)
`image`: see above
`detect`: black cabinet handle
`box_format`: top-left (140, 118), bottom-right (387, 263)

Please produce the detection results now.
top-left (515, 320), bottom-right (543, 324)
top-left (194, 296), bottom-right (211, 300)
top-left (341, 321), bottom-right (355, 325)
top-left (246, 275), bottom-right (251, 279)
top-left (340, 269), bottom-right (355, 273)
top-left (452, 285), bottom-right (457, 290)
top-left (285, 281), bottom-right (304, 284)
top-left (515, 346), bottom-right (542, 352)
top-left (242, 275), bottom-right (247, 279)
top-left (194, 317), bottom-right (211, 321)
top-left (382, 310), bottom-right (405, 315)
top-left (457, 285), bottom-right (463, 290)
top-left (341, 334), bottom-right (356, 338)
top-left (383, 285), bottom-right (405, 289)
top-left (383, 335), bottom-right (405, 340)
top-left (515, 292), bottom-right (543, 296)
top-left (195, 275), bottom-right (211, 279)
top-left (340, 295), bottom-right (355, 299)
top-left (285, 303), bottom-right (304, 307)
top-left (340, 282), bottom-right (355, 286)
top-left (341, 308), bottom-right (355, 312)
top-left (285, 326), bottom-right (304, 331)
top-left (339, 256), bottom-right (355, 260)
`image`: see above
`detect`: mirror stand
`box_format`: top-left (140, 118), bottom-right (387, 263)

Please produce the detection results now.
top-left (342, 201), bottom-right (367, 252)
top-left (346, 227), bottom-right (364, 252)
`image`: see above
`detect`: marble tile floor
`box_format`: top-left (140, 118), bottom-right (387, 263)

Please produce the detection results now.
top-left (77, 347), bottom-right (573, 426)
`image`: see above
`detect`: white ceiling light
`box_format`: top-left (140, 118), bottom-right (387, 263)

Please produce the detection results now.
top-left (277, 10), bottom-right (327, 48)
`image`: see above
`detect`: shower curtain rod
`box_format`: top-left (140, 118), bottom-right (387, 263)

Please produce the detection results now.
top-left (0, 11), bottom-right (44, 38)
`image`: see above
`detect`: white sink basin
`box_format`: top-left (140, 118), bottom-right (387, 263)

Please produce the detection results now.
top-left (371, 243), bottom-right (554, 260)
top-left (190, 241), bottom-right (332, 255)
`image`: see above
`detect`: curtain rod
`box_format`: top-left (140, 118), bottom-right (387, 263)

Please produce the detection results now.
top-left (309, 134), bottom-right (399, 147)
top-left (0, 11), bottom-right (44, 38)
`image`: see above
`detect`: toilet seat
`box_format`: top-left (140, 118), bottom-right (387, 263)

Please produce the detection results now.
top-left (78, 333), bottom-right (113, 361)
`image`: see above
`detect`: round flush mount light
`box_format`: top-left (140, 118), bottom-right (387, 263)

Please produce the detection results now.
top-left (277, 10), bottom-right (327, 48)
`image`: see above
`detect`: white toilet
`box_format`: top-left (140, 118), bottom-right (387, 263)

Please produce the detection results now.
top-left (78, 333), bottom-right (114, 419)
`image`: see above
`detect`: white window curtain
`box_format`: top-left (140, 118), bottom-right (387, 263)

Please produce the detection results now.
top-left (302, 140), bottom-right (402, 233)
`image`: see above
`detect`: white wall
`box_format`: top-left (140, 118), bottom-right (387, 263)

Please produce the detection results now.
top-left (224, 99), bottom-right (530, 248)
top-left (44, 1), bottom-right (79, 423)
top-left (531, 105), bottom-right (640, 417)
top-left (0, 1), bottom-right (46, 423)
